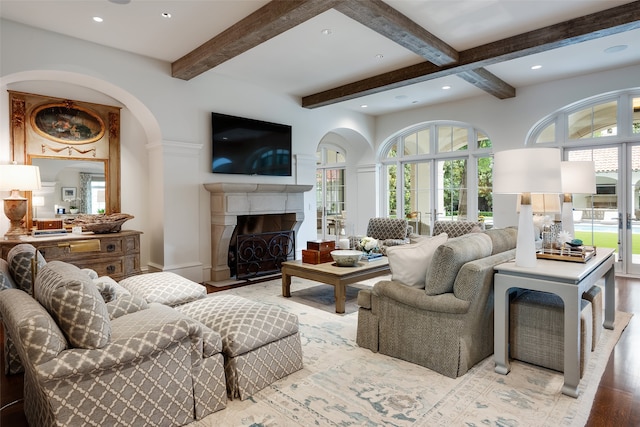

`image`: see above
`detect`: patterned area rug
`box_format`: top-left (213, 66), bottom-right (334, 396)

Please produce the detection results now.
top-left (190, 279), bottom-right (632, 427)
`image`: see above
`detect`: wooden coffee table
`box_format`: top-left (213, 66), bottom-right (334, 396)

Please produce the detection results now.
top-left (281, 257), bottom-right (390, 313)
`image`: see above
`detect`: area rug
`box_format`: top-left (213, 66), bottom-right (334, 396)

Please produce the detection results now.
top-left (190, 278), bottom-right (632, 427)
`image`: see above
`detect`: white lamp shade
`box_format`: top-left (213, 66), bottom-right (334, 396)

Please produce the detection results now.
top-left (561, 161), bottom-right (596, 194)
top-left (0, 164), bottom-right (42, 192)
top-left (517, 193), bottom-right (562, 214)
top-left (493, 148), bottom-right (562, 194)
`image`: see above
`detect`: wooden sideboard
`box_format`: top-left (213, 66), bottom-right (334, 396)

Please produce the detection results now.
top-left (0, 230), bottom-right (142, 281)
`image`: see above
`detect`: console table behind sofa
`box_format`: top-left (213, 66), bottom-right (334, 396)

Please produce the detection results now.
top-left (0, 230), bottom-right (142, 280)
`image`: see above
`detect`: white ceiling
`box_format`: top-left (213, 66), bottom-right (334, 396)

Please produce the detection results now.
top-left (1, 0), bottom-right (639, 115)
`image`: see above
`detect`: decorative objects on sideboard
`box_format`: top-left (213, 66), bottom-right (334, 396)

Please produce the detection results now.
top-left (63, 213), bottom-right (134, 234)
top-left (0, 163), bottom-right (42, 238)
top-left (493, 147), bottom-right (562, 268)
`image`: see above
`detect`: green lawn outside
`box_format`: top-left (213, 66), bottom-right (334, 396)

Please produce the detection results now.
top-left (574, 231), bottom-right (640, 254)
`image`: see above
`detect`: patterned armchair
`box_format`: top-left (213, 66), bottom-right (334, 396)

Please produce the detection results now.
top-left (352, 218), bottom-right (412, 254)
top-left (0, 260), bottom-right (227, 426)
top-left (432, 220), bottom-right (484, 238)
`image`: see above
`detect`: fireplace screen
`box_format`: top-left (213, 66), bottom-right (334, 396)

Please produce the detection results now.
top-left (233, 230), bottom-right (295, 279)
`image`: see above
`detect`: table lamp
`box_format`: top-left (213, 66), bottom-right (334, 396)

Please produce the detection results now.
top-left (560, 161), bottom-right (596, 237)
top-left (494, 148), bottom-right (562, 268)
top-left (0, 163), bottom-right (42, 238)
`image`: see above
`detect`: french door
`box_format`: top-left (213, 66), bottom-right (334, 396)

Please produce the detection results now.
top-left (566, 143), bottom-right (640, 275)
top-left (316, 168), bottom-right (345, 240)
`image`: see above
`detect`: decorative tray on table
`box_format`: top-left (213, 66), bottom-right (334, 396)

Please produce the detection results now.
top-left (536, 245), bottom-right (596, 263)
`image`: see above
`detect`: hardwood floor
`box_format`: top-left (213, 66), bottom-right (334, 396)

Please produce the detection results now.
top-left (2, 276), bottom-right (639, 426)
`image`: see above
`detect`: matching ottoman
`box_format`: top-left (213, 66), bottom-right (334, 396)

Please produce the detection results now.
top-left (176, 294), bottom-right (303, 400)
top-left (510, 290), bottom-right (592, 377)
top-left (120, 272), bottom-right (304, 400)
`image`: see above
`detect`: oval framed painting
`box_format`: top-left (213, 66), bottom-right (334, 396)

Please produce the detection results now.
top-left (31, 103), bottom-right (105, 144)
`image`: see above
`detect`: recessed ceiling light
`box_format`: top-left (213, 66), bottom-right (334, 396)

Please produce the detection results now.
top-left (360, 104), bottom-right (368, 108)
top-left (93, 16), bottom-right (104, 23)
top-left (395, 95), bottom-right (408, 100)
top-left (161, 12), bottom-right (172, 18)
top-left (531, 65), bottom-right (542, 70)
top-left (604, 44), bottom-right (628, 54)
top-left (321, 29), bottom-right (332, 36)
top-left (375, 54), bottom-right (384, 60)
top-left (108, 0), bottom-right (131, 4)
top-left (442, 85), bottom-right (451, 90)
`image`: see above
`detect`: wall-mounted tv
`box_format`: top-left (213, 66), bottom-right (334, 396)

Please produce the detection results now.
top-left (211, 112), bottom-right (292, 176)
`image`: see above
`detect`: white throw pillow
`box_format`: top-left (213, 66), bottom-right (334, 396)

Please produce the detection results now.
top-left (386, 233), bottom-right (448, 288)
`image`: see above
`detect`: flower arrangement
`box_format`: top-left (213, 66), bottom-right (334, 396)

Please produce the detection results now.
top-left (358, 236), bottom-right (379, 254)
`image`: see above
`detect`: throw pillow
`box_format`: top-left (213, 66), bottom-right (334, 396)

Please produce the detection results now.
top-left (425, 233), bottom-right (493, 296)
top-left (35, 261), bottom-right (111, 349)
top-left (0, 259), bottom-right (17, 291)
top-left (386, 233), bottom-right (448, 288)
top-left (7, 244), bottom-right (46, 295)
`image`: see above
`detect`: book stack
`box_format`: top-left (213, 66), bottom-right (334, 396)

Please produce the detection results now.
top-left (301, 240), bottom-right (335, 264)
top-left (32, 229), bottom-right (68, 237)
top-left (362, 252), bottom-right (383, 262)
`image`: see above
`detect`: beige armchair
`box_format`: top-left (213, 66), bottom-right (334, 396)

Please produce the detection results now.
top-left (357, 228), bottom-right (517, 378)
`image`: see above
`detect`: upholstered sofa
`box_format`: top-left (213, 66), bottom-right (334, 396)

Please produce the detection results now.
top-left (0, 259), bottom-right (227, 426)
top-left (357, 227), bottom-right (518, 378)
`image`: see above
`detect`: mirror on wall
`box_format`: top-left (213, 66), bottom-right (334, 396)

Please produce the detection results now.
top-left (8, 90), bottom-right (121, 228)
top-left (30, 158), bottom-right (107, 219)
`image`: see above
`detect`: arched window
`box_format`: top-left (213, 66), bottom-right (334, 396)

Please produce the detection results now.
top-left (526, 89), bottom-right (640, 276)
top-left (380, 121), bottom-right (492, 234)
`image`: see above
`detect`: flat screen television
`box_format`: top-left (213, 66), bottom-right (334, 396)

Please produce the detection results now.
top-left (211, 112), bottom-right (292, 176)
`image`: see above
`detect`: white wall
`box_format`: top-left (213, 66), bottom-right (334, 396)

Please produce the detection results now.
top-left (0, 19), bottom-right (375, 281)
top-left (2, 19), bottom-right (639, 280)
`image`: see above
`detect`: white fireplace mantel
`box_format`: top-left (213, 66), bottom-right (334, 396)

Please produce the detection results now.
top-left (203, 183), bottom-right (313, 282)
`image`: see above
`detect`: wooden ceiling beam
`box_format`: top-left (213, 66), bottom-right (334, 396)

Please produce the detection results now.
top-left (172, 0), bottom-right (339, 80)
top-left (457, 68), bottom-right (516, 99)
top-left (335, 0), bottom-right (458, 66)
top-left (303, 1), bottom-right (640, 108)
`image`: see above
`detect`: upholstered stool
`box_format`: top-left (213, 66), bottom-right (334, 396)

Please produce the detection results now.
top-left (582, 285), bottom-right (603, 351)
top-left (119, 272), bottom-right (206, 307)
top-left (510, 290), bottom-right (592, 377)
top-left (176, 294), bottom-right (304, 400)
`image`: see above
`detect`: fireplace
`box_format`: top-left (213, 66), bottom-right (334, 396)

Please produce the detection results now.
top-left (203, 183), bottom-right (313, 283)
top-left (229, 214), bottom-right (296, 279)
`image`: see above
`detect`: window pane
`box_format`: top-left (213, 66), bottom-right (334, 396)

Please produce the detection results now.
top-left (315, 150), bottom-right (322, 165)
top-left (568, 101), bottom-right (617, 139)
top-left (438, 159), bottom-right (467, 220)
top-left (404, 162), bottom-right (431, 235)
top-left (633, 97), bottom-right (640, 134)
top-left (386, 143), bottom-right (398, 158)
top-left (536, 123), bottom-right (556, 144)
top-left (325, 168), bottom-right (345, 215)
top-left (477, 156), bottom-right (493, 228)
top-left (385, 164), bottom-right (398, 217)
top-left (403, 133), bottom-right (418, 156)
top-left (326, 149), bottom-right (338, 164)
top-left (404, 131), bottom-right (431, 156)
top-left (477, 131), bottom-right (491, 149)
top-left (438, 125), bottom-right (468, 152)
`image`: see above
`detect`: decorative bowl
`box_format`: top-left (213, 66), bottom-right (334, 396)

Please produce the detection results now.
top-left (65, 213), bottom-right (134, 234)
top-left (330, 250), bottom-right (363, 267)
